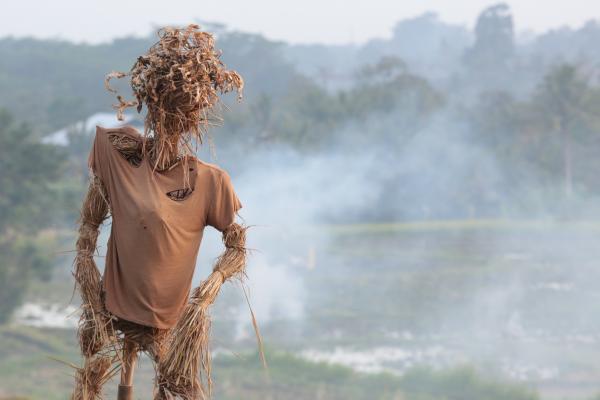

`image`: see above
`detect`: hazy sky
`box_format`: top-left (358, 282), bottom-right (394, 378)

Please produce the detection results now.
top-left (2, 0), bottom-right (598, 45)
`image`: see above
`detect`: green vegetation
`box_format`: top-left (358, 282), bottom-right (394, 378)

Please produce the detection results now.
top-left (400, 366), bottom-right (539, 400)
top-left (0, 326), bottom-right (540, 400)
top-left (0, 109), bottom-right (67, 323)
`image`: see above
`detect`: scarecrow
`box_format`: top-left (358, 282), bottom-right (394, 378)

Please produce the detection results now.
top-left (71, 23), bottom-right (254, 400)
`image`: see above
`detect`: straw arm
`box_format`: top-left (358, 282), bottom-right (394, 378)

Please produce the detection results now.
top-left (73, 173), bottom-right (114, 357)
top-left (74, 173), bottom-right (110, 312)
top-left (155, 222), bottom-right (249, 400)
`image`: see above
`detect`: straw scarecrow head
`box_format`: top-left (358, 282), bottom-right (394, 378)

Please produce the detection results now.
top-left (104, 23), bottom-right (244, 171)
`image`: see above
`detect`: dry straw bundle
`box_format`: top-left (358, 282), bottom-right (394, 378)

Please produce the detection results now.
top-left (73, 175), bottom-right (114, 357)
top-left (71, 355), bottom-right (119, 400)
top-left (104, 23), bottom-right (244, 189)
top-left (113, 318), bottom-right (170, 364)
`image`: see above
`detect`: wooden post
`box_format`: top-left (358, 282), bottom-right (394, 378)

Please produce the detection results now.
top-left (118, 337), bottom-right (138, 399)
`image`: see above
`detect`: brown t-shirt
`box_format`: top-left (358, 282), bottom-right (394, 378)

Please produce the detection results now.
top-left (88, 125), bottom-right (242, 329)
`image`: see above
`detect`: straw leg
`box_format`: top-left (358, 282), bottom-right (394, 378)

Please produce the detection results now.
top-left (70, 353), bottom-right (114, 400)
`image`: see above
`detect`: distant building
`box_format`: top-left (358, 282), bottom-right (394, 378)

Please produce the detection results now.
top-left (42, 112), bottom-right (142, 146)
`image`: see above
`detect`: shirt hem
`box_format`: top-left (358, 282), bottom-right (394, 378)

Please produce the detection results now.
top-left (104, 297), bottom-right (177, 330)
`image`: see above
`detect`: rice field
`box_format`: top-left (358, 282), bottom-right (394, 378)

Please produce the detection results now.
top-left (3, 220), bottom-right (600, 399)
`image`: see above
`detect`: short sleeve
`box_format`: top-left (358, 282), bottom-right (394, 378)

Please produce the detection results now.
top-left (206, 170), bottom-right (243, 232)
top-left (87, 125), bottom-right (108, 181)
